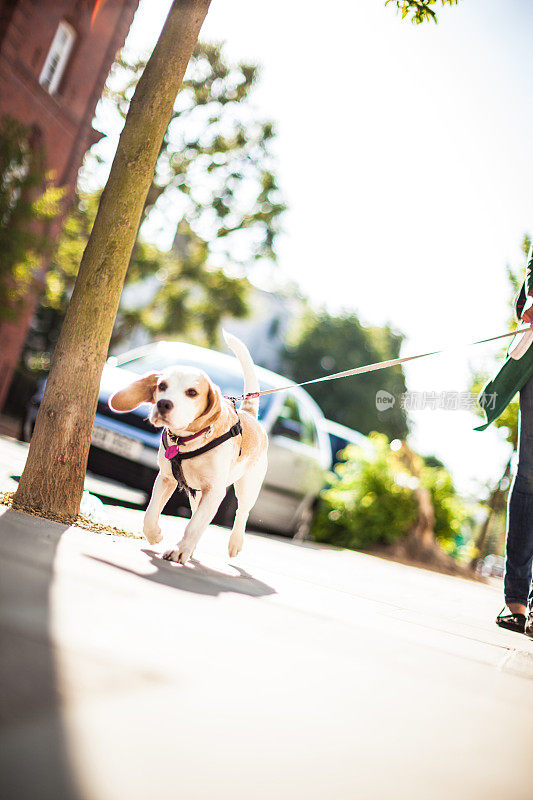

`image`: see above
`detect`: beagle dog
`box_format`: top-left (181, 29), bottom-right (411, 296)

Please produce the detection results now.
top-left (109, 332), bottom-right (268, 564)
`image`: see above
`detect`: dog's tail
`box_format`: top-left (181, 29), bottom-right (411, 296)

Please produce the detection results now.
top-left (223, 330), bottom-right (260, 418)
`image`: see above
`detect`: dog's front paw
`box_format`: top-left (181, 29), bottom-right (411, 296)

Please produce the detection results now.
top-left (228, 532), bottom-right (243, 558)
top-left (143, 522), bottom-right (163, 545)
top-left (163, 540), bottom-right (193, 565)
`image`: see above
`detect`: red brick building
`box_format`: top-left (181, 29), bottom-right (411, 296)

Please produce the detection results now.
top-left (0, 0), bottom-right (139, 409)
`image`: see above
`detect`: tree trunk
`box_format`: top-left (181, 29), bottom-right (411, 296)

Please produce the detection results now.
top-left (13, 0), bottom-right (211, 519)
top-left (391, 442), bottom-right (460, 571)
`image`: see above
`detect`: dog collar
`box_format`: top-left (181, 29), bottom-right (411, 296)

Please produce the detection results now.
top-left (164, 426), bottom-right (211, 459)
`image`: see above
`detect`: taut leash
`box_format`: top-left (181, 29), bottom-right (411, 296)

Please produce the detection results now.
top-left (227, 325), bottom-right (533, 403)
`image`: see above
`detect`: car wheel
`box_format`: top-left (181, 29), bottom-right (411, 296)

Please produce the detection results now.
top-left (163, 489), bottom-right (192, 518)
top-left (214, 486), bottom-right (238, 528)
top-left (20, 415), bottom-right (34, 443)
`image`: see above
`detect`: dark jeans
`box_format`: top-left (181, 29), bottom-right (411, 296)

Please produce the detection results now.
top-left (504, 373), bottom-right (533, 607)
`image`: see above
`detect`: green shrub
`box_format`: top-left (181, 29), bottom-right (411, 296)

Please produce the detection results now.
top-left (312, 433), bottom-right (418, 549)
top-left (312, 432), bottom-right (468, 554)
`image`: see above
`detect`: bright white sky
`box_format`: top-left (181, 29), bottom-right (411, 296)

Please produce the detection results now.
top-left (98, 0), bottom-right (533, 497)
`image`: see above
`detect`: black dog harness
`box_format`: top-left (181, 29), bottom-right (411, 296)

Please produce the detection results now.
top-left (162, 419), bottom-right (242, 498)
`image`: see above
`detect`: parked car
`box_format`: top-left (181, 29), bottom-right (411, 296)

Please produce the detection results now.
top-left (23, 341), bottom-right (332, 536)
top-left (320, 418), bottom-right (372, 467)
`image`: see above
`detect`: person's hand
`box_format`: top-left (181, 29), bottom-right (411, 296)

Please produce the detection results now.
top-left (521, 295), bottom-right (533, 324)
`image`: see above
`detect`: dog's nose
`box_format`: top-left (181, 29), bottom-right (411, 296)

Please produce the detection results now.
top-left (157, 399), bottom-right (173, 414)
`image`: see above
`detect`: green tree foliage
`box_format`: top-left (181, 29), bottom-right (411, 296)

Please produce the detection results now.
top-left (19, 192), bottom-right (97, 376)
top-left (132, 219), bottom-right (249, 345)
top-left (100, 40), bottom-right (285, 270)
top-left (312, 433), bottom-right (468, 552)
top-left (284, 311), bottom-right (409, 439)
top-left (0, 115), bottom-right (63, 324)
top-left (27, 191), bottom-right (249, 373)
top-left (385, 0), bottom-right (460, 24)
top-left (26, 41), bottom-right (283, 371)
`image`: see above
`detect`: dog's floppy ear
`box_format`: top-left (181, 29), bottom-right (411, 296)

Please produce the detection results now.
top-left (108, 373), bottom-right (159, 412)
top-left (189, 379), bottom-right (223, 432)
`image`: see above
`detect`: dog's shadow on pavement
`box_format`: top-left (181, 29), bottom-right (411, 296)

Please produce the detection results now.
top-left (87, 548), bottom-right (276, 598)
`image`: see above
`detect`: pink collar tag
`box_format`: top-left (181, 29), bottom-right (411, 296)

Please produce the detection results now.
top-left (165, 444), bottom-right (179, 459)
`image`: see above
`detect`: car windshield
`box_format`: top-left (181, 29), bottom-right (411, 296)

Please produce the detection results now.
top-left (118, 352), bottom-right (276, 420)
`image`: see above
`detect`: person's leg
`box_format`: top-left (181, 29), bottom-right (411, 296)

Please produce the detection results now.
top-left (503, 373), bottom-right (533, 615)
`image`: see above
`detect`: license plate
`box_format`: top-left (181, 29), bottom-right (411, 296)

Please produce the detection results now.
top-left (91, 425), bottom-right (143, 460)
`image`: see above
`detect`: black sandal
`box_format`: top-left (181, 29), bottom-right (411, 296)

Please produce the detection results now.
top-left (525, 611), bottom-right (533, 639)
top-left (495, 607), bottom-right (526, 634)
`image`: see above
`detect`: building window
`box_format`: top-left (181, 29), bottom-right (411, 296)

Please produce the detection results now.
top-left (39, 20), bottom-right (76, 95)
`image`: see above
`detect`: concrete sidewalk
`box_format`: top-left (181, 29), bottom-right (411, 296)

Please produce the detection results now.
top-left (1, 497), bottom-right (533, 800)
